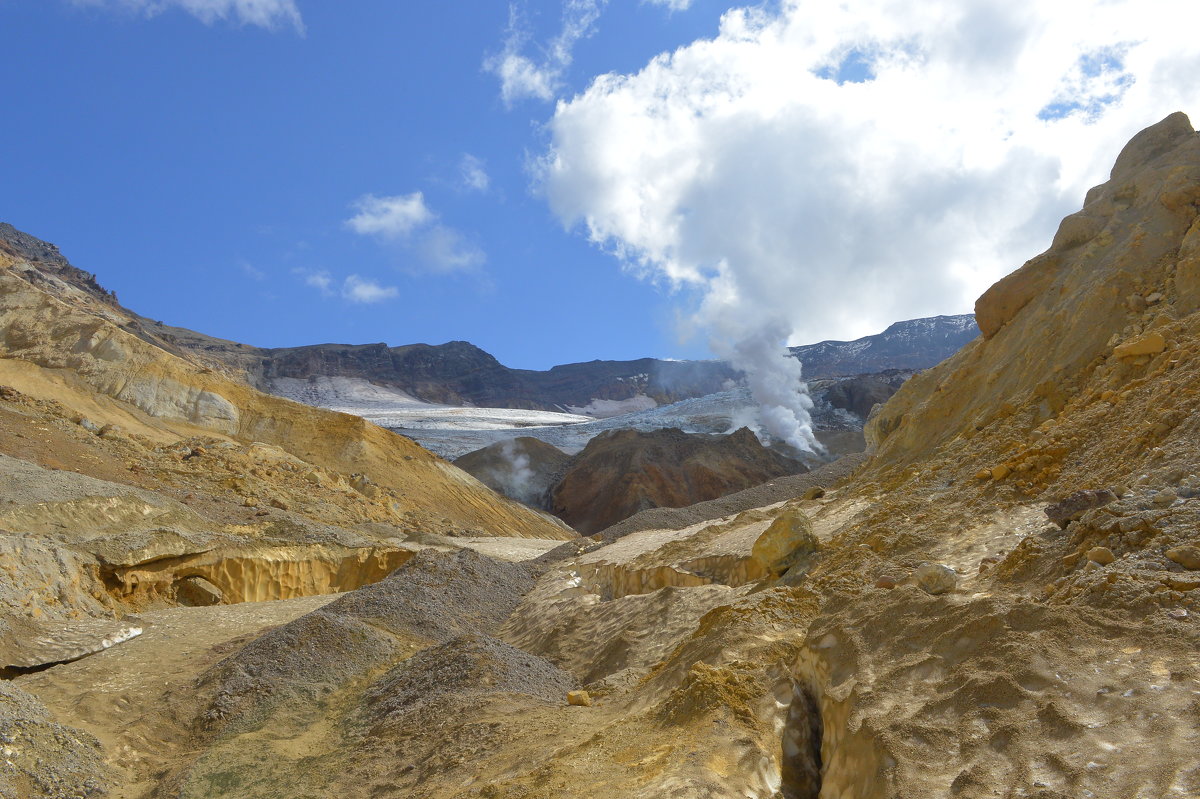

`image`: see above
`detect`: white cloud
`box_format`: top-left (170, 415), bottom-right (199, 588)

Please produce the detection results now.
top-left (346, 193), bottom-right (434, 240)
top-left (485, 1), bottom-right (607, 106)
top-left (643, 0), bottom-right (692, 10)
top-left (419, 225), bottom-right (487, 273)
top-left (345, 192), bottom-right (485, 274)
top-left (296, 269), bottom-right (399, 303)
top-left (301, 270), bottom-right (332, 294)
top-left (460, 154), bottom-right (490, 193)
top-left (342, 274), bottom-right (399, 304)
top-left (239, 260), bottom-right (266, 281)
top-left (490, 51), bottom-right (558, 104)
top-left (539, 0), bottom-right (1200, 450)
top-left (70, 0), bottom-right (304, 32)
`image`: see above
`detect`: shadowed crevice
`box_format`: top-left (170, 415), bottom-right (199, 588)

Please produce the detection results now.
top-left (781, 681), bottom-right (824, 799)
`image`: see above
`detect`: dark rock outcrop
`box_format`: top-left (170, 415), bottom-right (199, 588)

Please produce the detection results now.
top-left (453, 437), bottom-right (571, 506)
top-left (549, 427), bottom-right (806, 535)
top-left (1045, 489), bottom-right (1118, 529)
top-left (0, 223), bottom-right (118, 305)
top-left (821, 372), bottom-right (908, 419)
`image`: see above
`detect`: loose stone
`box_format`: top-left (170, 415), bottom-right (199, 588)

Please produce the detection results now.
top-left (915, 562), bottom-right (957, 595)
top-left (1166, 546), bottom-right (1200, 570)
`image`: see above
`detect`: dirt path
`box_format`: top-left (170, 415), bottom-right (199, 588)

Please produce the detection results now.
top-left (14, 595), bottom-right (335, 798)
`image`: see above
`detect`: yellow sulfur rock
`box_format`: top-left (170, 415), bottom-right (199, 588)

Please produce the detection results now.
top-left (1114, 331), bottom-right (1166, 359)
top-left (751, 504), bottom-right (817, 576)
top-left (567, 690), bottom-right (592, 707)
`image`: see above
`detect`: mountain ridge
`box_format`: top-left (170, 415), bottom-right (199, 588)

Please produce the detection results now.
top-left (0, 223), bottom-right (979, 415)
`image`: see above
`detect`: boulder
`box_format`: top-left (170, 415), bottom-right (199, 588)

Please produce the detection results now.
top-left (1113, 331), bottom-right (1166, 359)
top-left (1166, 546), bottom-right (1200, 570)
top-left (914, 562), bottom-right (957, 595)
top-left (176, 575), bottom-right (223, 607)
top-left (752, 504), bottom-right (818, 576)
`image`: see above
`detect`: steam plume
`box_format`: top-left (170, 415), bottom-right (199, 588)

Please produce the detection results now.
top-left (539, 1), bottom-right (1200, 455)
top-left (495, 438), bottom-right (537, 504)
top-left (711, 314), bottom-right (820, 453)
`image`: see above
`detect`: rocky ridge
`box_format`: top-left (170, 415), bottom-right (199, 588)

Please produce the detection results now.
top-left (135, 284), bottom-right (973, 414)
top-left (789, 313), bottom-right (978, 377)
top-left (241, 319), bottom-right (971, 413)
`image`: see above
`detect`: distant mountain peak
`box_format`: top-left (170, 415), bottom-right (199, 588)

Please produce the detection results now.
top-left (790, 313), bottom-right (978, 378)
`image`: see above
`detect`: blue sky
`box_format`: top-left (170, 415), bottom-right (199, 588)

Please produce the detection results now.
top-left (2, 1), bottom-right (1197, 371)
top-left (0, 1), bottom-right (728, 368)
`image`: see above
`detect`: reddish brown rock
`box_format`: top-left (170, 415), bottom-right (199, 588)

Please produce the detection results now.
top-left (549, 427), bottom-right (805, 535)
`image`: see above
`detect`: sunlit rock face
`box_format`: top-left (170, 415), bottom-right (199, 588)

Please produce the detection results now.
top-left (868, 112), bottom-right (1200, 485)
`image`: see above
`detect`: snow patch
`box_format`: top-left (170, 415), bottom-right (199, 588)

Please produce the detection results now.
top-left (566, 394), bottom-right (658, 418)
top-left (269, 376), bottom-right (429, 408)
top-left (102, 626), bottom-right (143, 649)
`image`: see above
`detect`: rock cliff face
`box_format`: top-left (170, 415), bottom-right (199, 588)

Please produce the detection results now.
top-left (866, 111), bottom-right (1200, 487)
top-left (820, 371), bottom-right (908, 420)
top-left (244, 318), bottom-right (971, 412)
top-left (549, 427), bottom-right (806, 534)
top-left (262, 340), bottom-right (534, 407)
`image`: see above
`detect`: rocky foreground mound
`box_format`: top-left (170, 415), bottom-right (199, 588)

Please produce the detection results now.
top-left (3, 114), bottom-right (1200, 799)
top-left (549, 427), bottom-right (807, 534)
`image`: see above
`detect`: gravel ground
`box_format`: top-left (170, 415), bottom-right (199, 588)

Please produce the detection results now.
top-left (359, 633), bottom-right (575, 731)
top-left (596, 452), bottom-right (869, 542)
top-left (0, 452), bottom-right (141, 506)
top-left (197, 549), bottom-right (538, 735)
top-left (0, 681), bottom-right (110, 799)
